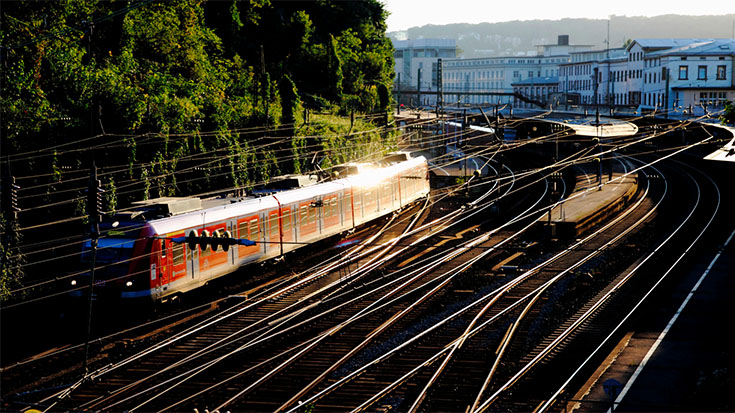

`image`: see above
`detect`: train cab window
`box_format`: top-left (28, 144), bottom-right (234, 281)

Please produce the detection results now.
top-left (161, 240), bottom-right (167, 258)
top-left (173, 242), bottom-right (185, 266)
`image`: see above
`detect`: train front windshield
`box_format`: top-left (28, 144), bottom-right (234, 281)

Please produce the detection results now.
top-left (81, 238), bottom-right (137, 264)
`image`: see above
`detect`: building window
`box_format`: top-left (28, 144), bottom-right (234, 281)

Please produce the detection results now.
top-left (717, 65), bottom-right (726, 80)
top-left (679, 66), bottom-right (688, 80)
top-left (698, 66), bottom-right (707, 80)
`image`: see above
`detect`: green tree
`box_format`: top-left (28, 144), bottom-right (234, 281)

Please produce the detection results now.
top-left (720, 100), bottom-right (735, 125)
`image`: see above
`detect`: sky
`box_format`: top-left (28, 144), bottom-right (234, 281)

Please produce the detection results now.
top-left (381, 0), bottom-right (735, 32)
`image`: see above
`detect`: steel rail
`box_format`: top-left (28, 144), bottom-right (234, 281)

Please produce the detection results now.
top-left (354, 161), bottom-right (649, 412)
top-left (537, 161), bottom-right (721, 412)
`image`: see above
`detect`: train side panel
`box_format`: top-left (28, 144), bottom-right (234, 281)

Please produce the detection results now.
top-left (114, 157), bottom-right (429, 301)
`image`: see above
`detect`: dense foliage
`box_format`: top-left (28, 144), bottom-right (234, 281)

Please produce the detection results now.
top-left (0, 0), bottom-right (395, 297)
top-left (1, 0), bottom-right (394, 202)
top-left (720, 99), bottom-right (735, 125)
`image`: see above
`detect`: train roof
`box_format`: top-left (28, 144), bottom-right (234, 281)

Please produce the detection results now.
top-left (140, 155), bottom-right (427, 235)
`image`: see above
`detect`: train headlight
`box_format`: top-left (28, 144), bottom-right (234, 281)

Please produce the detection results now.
top-left (126, 281), bottom-right (133, 287)
top-left (71, 280), bottom-right (77, 286)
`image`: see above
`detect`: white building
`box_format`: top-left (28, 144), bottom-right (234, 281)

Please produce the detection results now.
top-left (440, 35), bottom-right (591, 107)
top-left (392, 38), bottom-right (457, 106)
top-left (394, 35), bottom-right (735, 116)
top-left (637, 39), bottom-right (735, 115)
top-left (560, 38), bottom-right (735, 116)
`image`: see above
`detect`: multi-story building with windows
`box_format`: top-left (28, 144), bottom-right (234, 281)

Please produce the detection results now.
top-left (441, 35), bottom-right (591, 107)
top-left (637, 39), bottom-right (735, 114)
top-left (560, 39), bottom-right (735, 116)
top-left (393, 35), bottom-right (735, 115)
top-left (393, 38), bottom-right (457, 106)
top-left (557, 48), bottom-right (627, 106)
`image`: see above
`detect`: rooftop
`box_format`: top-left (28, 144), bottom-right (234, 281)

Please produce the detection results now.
top-left (648, 39), bottom-right (735, 57)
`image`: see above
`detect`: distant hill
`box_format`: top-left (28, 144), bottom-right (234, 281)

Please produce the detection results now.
top-left (388, 14), bottom-right (735, 58)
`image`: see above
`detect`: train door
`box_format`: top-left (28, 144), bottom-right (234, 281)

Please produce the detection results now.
top-left (237, 215), bottom-right (260, 262)
top-left (324, 195), bottom-right (339, 230)
top-left (299, 201), bottom-right (317, 239)
top-left (171, 241), bottom-right (186, 282)
top-left (381, 181), bottom-right (391, 212)
top-left (268, 209), bottom-right (280, 253)
top-left (281, 206), bottom-right (293, 243)
top-left (229, 222), bottom-right (236, 265)
top-left (344, 188), bottom-right (355, 228)
top-left (187, 233), bottom-right (198, 280)
top-left (159, 239), bottom-right (172, 286)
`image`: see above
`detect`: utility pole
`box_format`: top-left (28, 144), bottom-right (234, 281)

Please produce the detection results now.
top-left (607, 17), bottom-right (611, 107)
top-left (664, 67), bottom-right (670, 119)
top-left (417, 67), bottom-right (422, 108)
top-left (82, 163), bottom-right (104, 376)
top-left (396, 73), bottom-right (401, 114)
top-left (594, 67), bottom-right (602, 189)
top-left (437, 58), bottom-right (444, 114)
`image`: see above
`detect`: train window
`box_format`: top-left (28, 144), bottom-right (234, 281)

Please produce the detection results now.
top-left (213, 229), bottom-right (223, 252)
top-left (161, 240), bottom-right (167, 258)
top-left (324, 201), bottom-right (332, 218)
top-left (269, 215), bottom-right (279, 237)
top-left (344, 192), bottom-right (351, 209)
top-left (238, 220), bottom-right (248, 239)
top-left (300, 205), bottom-right (309, 226)
top-left (282, 209), bottom-right (291, 232)
top-left (173, 242), bottom-right (185, 266)
top-left (329, 197), bottom-right (338, 216)
top-left (308, 205), bottom-right (317, 224)
top-left (200, 229), bottom-right (211, 256)
top-left (249, 219), bottom-right (259, 240)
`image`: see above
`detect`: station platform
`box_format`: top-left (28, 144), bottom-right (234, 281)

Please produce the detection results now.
top-left (539, 161), bottom-right (639, 239)
top-left (567, 226), bottom-right (735, 412)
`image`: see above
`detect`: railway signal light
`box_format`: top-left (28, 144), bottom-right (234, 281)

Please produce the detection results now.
top-left (87, 179), bottom-right (105, 223)
top-left (174, 231), bottom-right (255, 251)
top-left (1, 174), bottom-right (21, 219)
top-left (10, 176), bottom-right (20, 213)
top-left (87, 165), bottom-right (105, 228)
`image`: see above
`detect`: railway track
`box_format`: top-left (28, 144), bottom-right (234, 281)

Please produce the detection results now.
top-left (8, 154), bottom-right (524, 403)
top-left (10, 138), bottom-right (705, 413)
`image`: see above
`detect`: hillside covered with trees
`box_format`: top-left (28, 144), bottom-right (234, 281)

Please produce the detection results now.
top-left (0, 0), bottom-right (395, 297)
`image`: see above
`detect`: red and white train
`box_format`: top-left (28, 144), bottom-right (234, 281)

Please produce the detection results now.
top-left (79, 153), bottom-right (430, 301)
